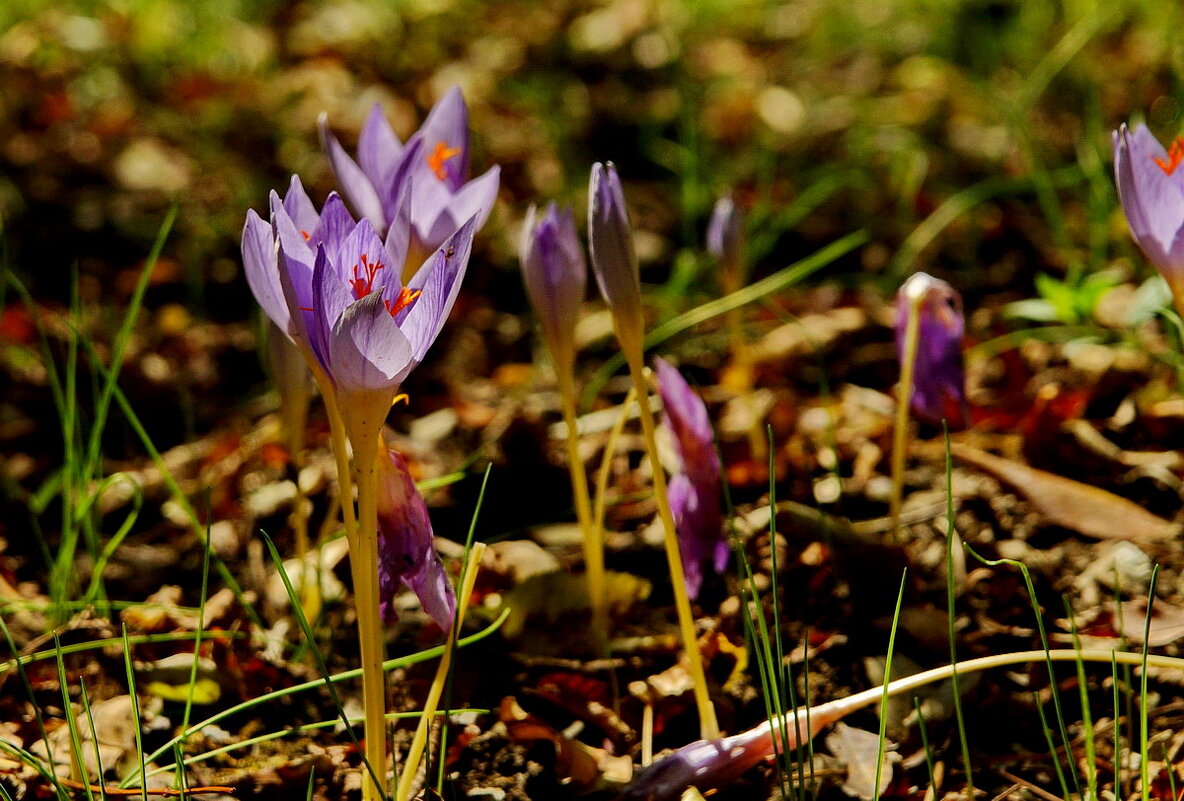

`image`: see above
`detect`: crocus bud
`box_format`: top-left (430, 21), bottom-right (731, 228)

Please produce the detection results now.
top-left (1113, 123), bottom-right (1184, 313)
top-left (706, 195), bottom-right (744, 289)
top-left (375, 444), bottom-right (457, 630)
top-left (654, 358), bottom-right (726, 599)
top-left (895, 272), bottom-right (968, 428)
top-left (520, 203), bottom-right (586, 373)
top-left (588, 162), bottom-right (644, 351)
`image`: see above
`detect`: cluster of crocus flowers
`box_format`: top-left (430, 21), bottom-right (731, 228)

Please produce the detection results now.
top-left (893, 272), bottom-right (968, 428)
top-left (242, 88), bottom-right (493, 801)
top-left (654, 358), bottom-right (727, 599)
top-left (1113, 123), bottom-right (1184, 316)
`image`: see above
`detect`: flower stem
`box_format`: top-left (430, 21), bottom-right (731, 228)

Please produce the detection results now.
top-left (352, 436), bottom-right (389, 801)
top-left (320, 384), bottom-right (359, 548)
top-left (624, 353), bottom-right (719, 740)
top-left (395, 543), bottom-right (486, 801)
top-left (889, 293), bottom-right (923, 543)
top-left (556, 370), bottom-right (606, 649)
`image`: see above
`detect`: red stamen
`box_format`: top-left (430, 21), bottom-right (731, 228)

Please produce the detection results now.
top-left (384, 287), bottom-right (422, 317)
top-left (1154, 136), bottom-right (1184, 176)
top-left (348, 253), bottom-right (385, 299)
top-left (426, 141), bottom-right (460, 181)
top-left (301, 229), bottom-right (312, 242)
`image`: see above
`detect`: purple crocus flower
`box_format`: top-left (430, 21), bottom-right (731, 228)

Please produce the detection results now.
top-left (241, 178), bottom-right (477, 423)
top-left (706, 195), bottom-right (743, 275)
top-left (621, 725), bottom-right (773, 801)
top-left (520, 202), bottom-right (586, 372)
top-left (375, 444), bottom-right (456, 630)
top-left (588, 162), bottom-right (645, 349)
top-left (894, 272), bottom-right (968, 428)
top-left (319, 87), bottom-right (500, 261)
top-left (1113, 123), bottom-right (1184, 310)
top-left (654, 358), bottom-right (727, 599)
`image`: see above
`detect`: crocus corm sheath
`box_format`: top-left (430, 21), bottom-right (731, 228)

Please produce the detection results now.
top-left (654, 358), bottom-right (727, 599)
top-left (894, 272), bottom-right (968, 428)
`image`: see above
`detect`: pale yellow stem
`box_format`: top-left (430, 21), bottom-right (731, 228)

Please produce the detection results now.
top-left (556, 370), bottom-right (606, 648)
top-left (352, 435), bottom-right (389, 801)
top-left (889, 293), bottom-right (923, 544)
top-left (624, 353), bottom-right (719, 740)
top-left (722, 274), bottom-right (766, 461)
top-left (395, 544), bottom-right (486, 801)
top-left (593, 387), bottom-right (638, 537)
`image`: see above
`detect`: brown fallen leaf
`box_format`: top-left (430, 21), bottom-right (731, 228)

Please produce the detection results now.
top-left (951, 444), bottom-right (1179, 541)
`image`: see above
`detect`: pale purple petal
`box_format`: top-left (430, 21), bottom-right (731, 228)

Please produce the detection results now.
top-left (520, 202), bottom-right (586, 365)
top-left (328, 292), bottom-right (414, 391)
top-left (706, 195), bottom-right (743, 267)
top-left (413, 166), bottom-right (500, 251)
top-left (319, 113), bottom-right (388, 234)
top-left (381, 134), bottom-right (424, 226)
top-left (383, 176), bottom-right (414, 273)
top-left (316, 193), bottom-right (358, 269)
top-left (357, 104), bottom-right (404, 191)
top-left (1114, 124), bottom-right (1184, 276)
top-left (655, 357), bottom-right (726, 599)
top-left (416, 86), bottom-right (470, 191)
top-left (622, 726), bottom-right (773, 801)
top-left (241, 209), bottom-right (288, 332)
top-left (398, 216), bottom-right (478, 368)
top-left (588, 162), bottom-right (643, 323)
top-left (895, 272), bottom-right (968, 427)
top-left (668, 474), bottom-right (705, 600)
top-left (282, 175), bottom-right (320, 239)
top-left (376, 448), bottom-right (457, 631)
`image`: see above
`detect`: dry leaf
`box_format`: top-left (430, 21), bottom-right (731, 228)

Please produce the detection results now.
top-left (825, 722), bottom-right (896, 800)
top-left (952, 444), bottom-right (1179, 541)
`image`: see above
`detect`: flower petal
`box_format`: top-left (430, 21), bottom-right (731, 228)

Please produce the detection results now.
top-left (417, 86), bottom-right (470, 190)
top-left (413, 166), bottom-right (500, 251)
top-left (357, 104), bottom-right (404, 191)
top-left (376, 448), bottom-right (457, 630)
top-left (282, 175), bottom-right (320, 239)
top-left (241, 209), bottom-right (288, 332)
top-left (588, 162), bottom-right (643, 329)
top-left (328, 291), bottom-right (414, 392)
top-left (319, 113), bottom-right (388, 234)
top-left (398, 216), bottom-right (477, 368)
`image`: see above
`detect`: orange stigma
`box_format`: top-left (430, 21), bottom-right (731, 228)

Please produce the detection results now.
top-left (349, 253), bottom-right (385, 298)
top-left (301, 229), bottom-right (312, 242)
top-left (1154, 136), bottom-right (1184, 176)
top-left (384, 286), bottom-right (421, 316)
top-left (426, 141), bottom-right (460, 181)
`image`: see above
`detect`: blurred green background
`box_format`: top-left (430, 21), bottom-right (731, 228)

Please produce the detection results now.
top-left (0, 0), bottom-right (1181, 336)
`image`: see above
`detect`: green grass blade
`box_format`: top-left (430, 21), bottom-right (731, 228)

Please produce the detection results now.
top-left (1140, 565), bottom-right (1159, 801)
top-left (942, 426), bottom-right (974, 798)
top-left (120, 624), bottom-right (149, 801)
top-left (582, 231), bottom-right (868, 409)
top-left (54, 635), bottom-right (94, 801)
top-left (873, 569), bottom-right (908, 801)
top-left (261, 531), bottom-right (382, 797)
